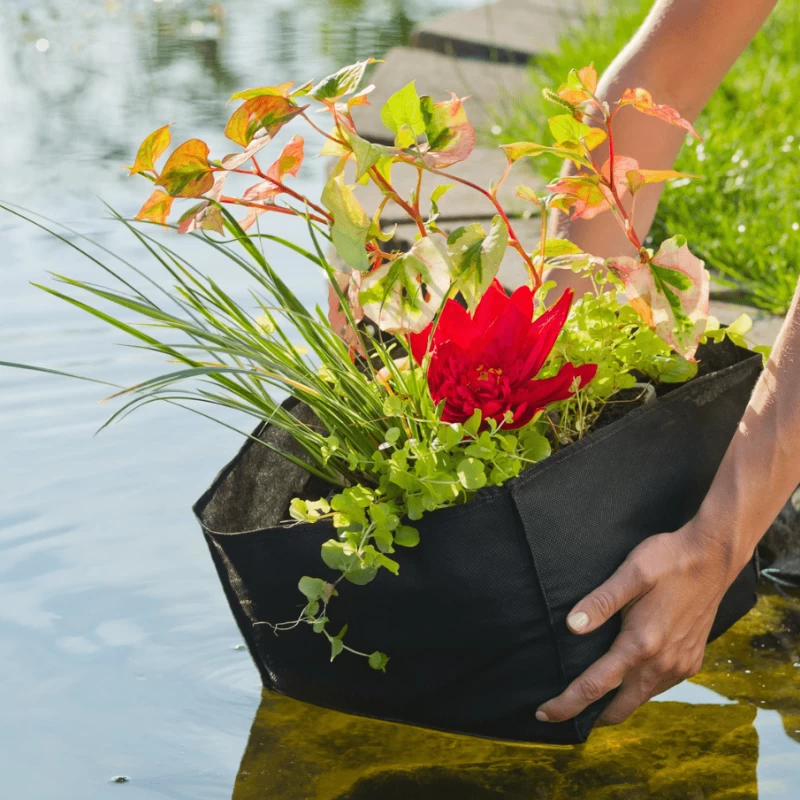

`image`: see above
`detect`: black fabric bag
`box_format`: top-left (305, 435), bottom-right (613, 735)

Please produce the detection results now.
top-left (195, 341), bottom-right (761, 745)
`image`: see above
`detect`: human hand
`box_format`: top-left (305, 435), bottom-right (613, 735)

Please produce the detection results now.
top-left (535, 525), bottom-right (739, 726)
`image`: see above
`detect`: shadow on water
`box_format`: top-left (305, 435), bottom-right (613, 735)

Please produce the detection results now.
top-left (232, 589), bottom-right (800, 800)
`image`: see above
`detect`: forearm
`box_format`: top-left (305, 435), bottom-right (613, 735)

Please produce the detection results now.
top-left (693, 282), bottom-right (800, 578)
top-left (547, 0), bottom-right (778, 289)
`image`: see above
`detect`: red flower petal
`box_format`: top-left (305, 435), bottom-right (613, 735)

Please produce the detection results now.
top-left (470, 279), bottom-right (509, 335)
top-left (519, 288), bottom-right (574, 381)
top-left (409, 323), bottom-right (432, 364)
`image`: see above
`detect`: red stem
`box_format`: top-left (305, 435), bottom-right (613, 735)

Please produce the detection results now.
top-left (425, 165), bottom-right (540, 288)
top-left (370, 167), bottom-right (427, 238)
top-left (220, 195), bottom-right (327, 224)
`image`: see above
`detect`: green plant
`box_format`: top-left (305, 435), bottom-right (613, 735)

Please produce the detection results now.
top-left (2, 58), bottom-right (756, 669)
top-left (493, 0), bottom-right (800, 314)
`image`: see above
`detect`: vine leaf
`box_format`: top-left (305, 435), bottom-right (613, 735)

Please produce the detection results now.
top-left (155, 139), bottom-right (215, 198)
top-left (134, 189), bottom-right (174, 224)
top-left (224, 95), bottom-right (307, 147)
top-left (126, 124), bottom-right (172, 176)
top-left (240, 135), bottom-right (305, 230)
top-left (359, 237), bottom-right (452, 333)
top-left (322, 169), bottom-right (372, 272)
top-left (419, 92), bottom-right (475, 168)
top-left (447, 215), bottom-right (509, 312)
top-left (626, 168), bottom-right (697, 195)
top-left (618, 89), bottom-right (702, 140)
top-left (311, 58), bottom-right (380, 102)
top-left (607, 235), bottom-right (709, 360)
top-left (177, 172), bottom-right (227, 235)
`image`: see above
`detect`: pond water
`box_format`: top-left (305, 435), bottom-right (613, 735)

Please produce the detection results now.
top-left (1, 1), bottom-right (799, 798)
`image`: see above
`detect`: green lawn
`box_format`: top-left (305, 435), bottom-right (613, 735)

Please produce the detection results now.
top-left (493, 0), bottom-right (800, 314)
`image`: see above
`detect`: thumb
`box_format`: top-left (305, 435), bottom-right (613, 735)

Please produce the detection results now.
top-left (566, 555), bottom-right (652, 634)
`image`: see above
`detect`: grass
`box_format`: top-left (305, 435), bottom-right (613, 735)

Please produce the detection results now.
top-left (492, 0), bottom-right (800, 315)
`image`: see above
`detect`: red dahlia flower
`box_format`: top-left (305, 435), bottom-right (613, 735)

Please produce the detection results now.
top-left (410, 280), bottom-right (597, 429)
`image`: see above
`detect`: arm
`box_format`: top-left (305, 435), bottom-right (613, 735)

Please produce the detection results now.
top-left (537, 283), bottom-right (800, 726)
top-left (547, 0), bottom-right (779, 295)
top-left (535, 0), bottom-right (783, 726)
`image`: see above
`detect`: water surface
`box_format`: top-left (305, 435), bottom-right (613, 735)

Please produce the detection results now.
top-left (1, 1), bottom-right (799, 798)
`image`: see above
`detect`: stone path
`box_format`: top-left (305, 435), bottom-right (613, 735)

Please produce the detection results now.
top-left (410, 0), bottom-right (597, 64)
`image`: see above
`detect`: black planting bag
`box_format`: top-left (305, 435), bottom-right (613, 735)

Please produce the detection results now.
top-left (195, 341), bottom-right (761, 744)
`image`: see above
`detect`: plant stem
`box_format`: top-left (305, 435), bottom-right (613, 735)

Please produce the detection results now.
top-left (424, 165), bottom-right (540, 287)
top-left (369, 167), bottom-right (427, 238)
top-left (220, 195), bottom-right (328, 224)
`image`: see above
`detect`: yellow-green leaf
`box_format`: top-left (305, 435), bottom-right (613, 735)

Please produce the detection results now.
top-left (126, 125), bottom-right (171, 176)
top-left (380, 81), bottom-right (425, 146)
top-left (155, 139), bottom-right (214, 198)
top-left (625, 169), bottom-right (698, 195)
top-left (134, 189), bottom-right (174, 224)
top-left (224, 95), bottom-right (307, 147)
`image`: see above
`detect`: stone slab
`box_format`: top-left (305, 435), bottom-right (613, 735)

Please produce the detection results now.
top-left (337, 146), bottom-right (541, 223)
top-left (391, 216), bottom-right (538, 290)
top-left (352, 46), bottom-right (530, 143)
top-left (410, 0), bottom-right (599, 64)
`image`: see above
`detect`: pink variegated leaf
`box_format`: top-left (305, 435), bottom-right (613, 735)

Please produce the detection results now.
top-left (618, 89), bottom-right (702, 140)
top-left (240, 136), bottom-right (305, 231)
top-left (556, 64), bottom-right (599, 106)
top-left (177, 172), bottom-right (227, 235)
top-left (419, 92), bottom-right (475, 169)
top-left (328, 270), bottom-right (366, 356)
top-left (607, 235), bottom-right (710, 360)
top-left (221, 129), bottom-right (272, 170)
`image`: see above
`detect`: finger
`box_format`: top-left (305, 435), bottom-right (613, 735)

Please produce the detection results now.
top-left (596, 675), bottom-right (660, 726)
top-left (566, 555), bottom-right (654, 635)
top-left (536, 633), bottom-right (643, 723)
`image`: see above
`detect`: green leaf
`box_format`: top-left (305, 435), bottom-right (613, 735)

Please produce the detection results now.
top-left (359, 236), bottom-right (452, 334)
top-left (394, 525), bottom-right (420, 547)
top-left (380, 81), bottom-right (425, 146)
top-left (330, 637), bottom-right (344, 661)
top-left (518, 428), bottom-right (551, 463)
top-left (447, 215), bottom-right (508, 312)
top-left (548, 114), bottom-right (606, 151)
top-left (753, 345), bottom-right (772, 366)
top-left (368, 651), bottom-right (390, 672)
top-left (321, 539), bottom-right (358, 572)
top-left (456, 457), bottom-right (487, 491)
top-left (298, 576), bottom-right (327, 602)
top-left (311, 58), bottom-right (379, 102)
top-left (345, 130), bottom-right (390, 182)
top-left (322, 170), bottom-right (372, 272)
top-left (726, 313), bottom-right (753, 338)
top-left (384, 426), bottom-right (401, 443)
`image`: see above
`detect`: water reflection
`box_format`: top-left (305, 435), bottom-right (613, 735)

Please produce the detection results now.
top-left (233, 590), bottom-right (800, 799)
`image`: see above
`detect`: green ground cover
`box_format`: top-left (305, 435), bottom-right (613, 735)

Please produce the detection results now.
top-left (493, 0), bottom-right (800, 314)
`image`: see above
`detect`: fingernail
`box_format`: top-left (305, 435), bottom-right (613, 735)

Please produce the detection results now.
top-left (567, 611), bottom-right (589, 631)
top-left (535, 709), bottom-right (550, 722)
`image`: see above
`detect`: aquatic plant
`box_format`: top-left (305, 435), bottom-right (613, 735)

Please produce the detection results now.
top-left (2, 60), bottom-right (761, 668)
